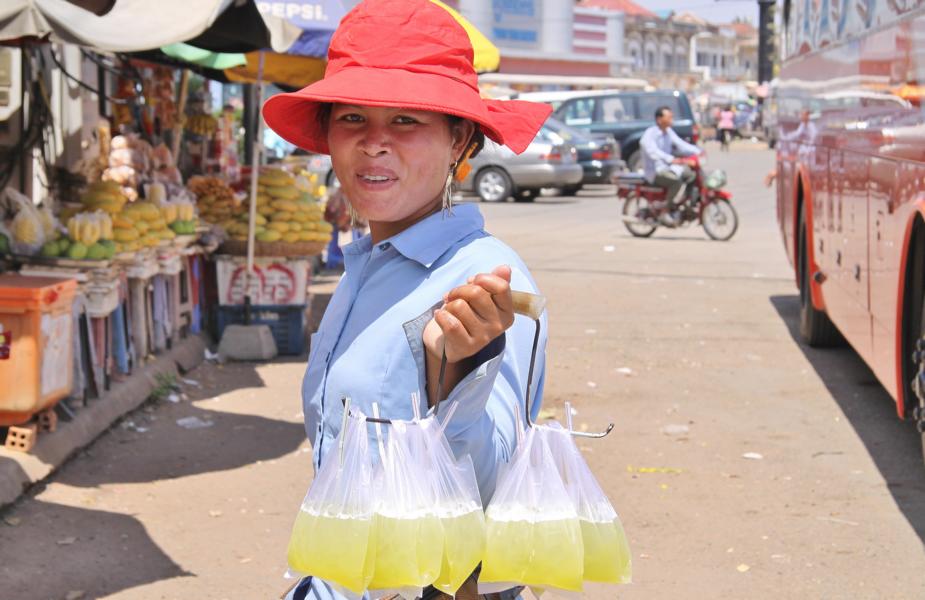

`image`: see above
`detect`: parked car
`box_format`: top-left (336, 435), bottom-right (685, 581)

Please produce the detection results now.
top-left (553, 89), bottom-right (699, 173)
top-left (458, 125), bottom-right (583, 202)
top-left (542, 117), bottom-right (624, 195)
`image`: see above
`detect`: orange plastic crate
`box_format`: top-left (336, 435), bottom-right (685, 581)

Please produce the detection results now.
top-left (0, 274), bottom-right (77, 426)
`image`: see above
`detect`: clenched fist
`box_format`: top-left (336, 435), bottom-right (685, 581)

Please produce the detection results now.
top-left (423, 265), bottom-right (515, 364)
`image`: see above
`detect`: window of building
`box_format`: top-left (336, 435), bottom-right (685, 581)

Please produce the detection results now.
top-left (647, 50), bottom-right (655, 69)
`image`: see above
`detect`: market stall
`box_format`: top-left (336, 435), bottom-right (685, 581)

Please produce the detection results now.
top-left (0, 1), bottom-right (330, 450)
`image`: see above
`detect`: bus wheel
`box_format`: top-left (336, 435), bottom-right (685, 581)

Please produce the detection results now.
top-left (907, 232), bottom-right (925, 463)
top-left (798, 207), bottom-right (841, 347)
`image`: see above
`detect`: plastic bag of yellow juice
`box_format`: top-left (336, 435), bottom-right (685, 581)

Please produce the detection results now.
top-left (544, 423), bottom-right (632, 585)
top-left (479, 426), bottom-right (584, 595)
top-left (367, 419), bottom-right (443, 599)
top-left (286, 410), bottom-right (376, 595)
top-left (418, 413), bottom-right (486, 596)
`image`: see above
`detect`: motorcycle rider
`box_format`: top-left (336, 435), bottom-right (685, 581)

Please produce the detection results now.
top-left (639, 106), bottom-right (703, 226)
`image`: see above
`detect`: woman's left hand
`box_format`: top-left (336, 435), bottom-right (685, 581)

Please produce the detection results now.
top-left (424, 265), bottom-right (515, 364)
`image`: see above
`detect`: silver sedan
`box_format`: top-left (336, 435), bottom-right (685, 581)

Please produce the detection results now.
top-left (457, 126), bottom-right (583, 202)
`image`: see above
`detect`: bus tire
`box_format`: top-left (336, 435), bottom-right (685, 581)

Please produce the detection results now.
top-left (798, 206), bottom-right (842, 347)
top-left (902, 222), bottom-right (925, 462)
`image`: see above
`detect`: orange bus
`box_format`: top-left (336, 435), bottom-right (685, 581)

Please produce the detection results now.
top-left (775, 0), bottom-right (925, 455)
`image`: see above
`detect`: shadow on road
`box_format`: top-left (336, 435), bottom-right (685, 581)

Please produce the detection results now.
top-left (56, 404), bottom-right (307, 488)
top-left (0, 499), bottom-right (190, 598)
top-left (770, 294), bottom-right (925, 544)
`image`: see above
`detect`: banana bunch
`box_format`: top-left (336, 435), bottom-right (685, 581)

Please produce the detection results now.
top-left (183, 113), bottom-right (218, 137)
top-left (67, 211), bottom-right (113, 247)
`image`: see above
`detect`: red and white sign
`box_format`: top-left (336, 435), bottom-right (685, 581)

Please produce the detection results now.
top-left (216, 258), bottom-right (310, 306)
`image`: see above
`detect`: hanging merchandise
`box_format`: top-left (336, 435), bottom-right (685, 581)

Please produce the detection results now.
top-left (544, 420), bottom-right (632, 585)
top-left (149, 67), bottom-right (179, 132)
top-left (287, 408), bottom-right (377, 595)
top-left (479, 425), bottom-right (584, 595)
top-left (367, 415), bottom-right (442, 599)
top-left (417, 407), bottom-right (486, 596)
top-left (4, 188), bottom-right (49, 256)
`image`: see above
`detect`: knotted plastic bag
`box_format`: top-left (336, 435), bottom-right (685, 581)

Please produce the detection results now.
top-left (418, 411), bottom-right (486, 595)
top-left (286, 410), bottom-right (377, 595)
top-left (367, 419), bottom-right (443, 598)
top-left (479, 425), bottom-right (584, 594)
top-left (543, 423), bottom-right (632, 584)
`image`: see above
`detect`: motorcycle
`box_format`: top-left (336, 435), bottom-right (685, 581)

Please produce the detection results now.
top-left (614, 155), bottom-right (739, 241)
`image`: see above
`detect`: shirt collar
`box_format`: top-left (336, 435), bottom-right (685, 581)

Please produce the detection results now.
top-left (343, 203), bottom-right (485, 269)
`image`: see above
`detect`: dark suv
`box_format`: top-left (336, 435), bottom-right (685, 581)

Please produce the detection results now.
top-left (553, 90), bottom-right (699, 173)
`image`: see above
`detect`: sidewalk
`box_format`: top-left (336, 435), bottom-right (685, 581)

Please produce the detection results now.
top-left (0, 334), bottom-right (206, 508)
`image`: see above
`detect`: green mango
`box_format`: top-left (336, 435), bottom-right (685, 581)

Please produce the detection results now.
top-left (40, 240), bottom-right (60, 257)
top-left (57, 237), bottom-right (71, 252)
top-left (99, 240), bottom-right (116, 259)
top-left (67, 242), bottom-right (88, 260)
top-left (0, 232), bottom-right (10, 254)
top-left (86, 243), bottom-right (107, 260)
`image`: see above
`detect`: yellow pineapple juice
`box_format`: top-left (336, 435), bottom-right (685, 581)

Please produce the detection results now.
top-left (287, 509), bottom-right (376, 594)
top-left (580, 518), bottom-right (632, 584)
top-left (368, 513), bottom-right (443, 589)
top-left (481, 513), bottom-right (583, 591)
top-left (433, 508), bottom-right (486, 594)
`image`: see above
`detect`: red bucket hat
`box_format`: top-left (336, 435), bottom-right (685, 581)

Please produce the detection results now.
top-left (262, 0), bottom-right (551, 155)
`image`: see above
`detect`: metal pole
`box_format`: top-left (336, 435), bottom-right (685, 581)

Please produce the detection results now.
top-left (244, 51), bottom-right (265, 325)
top-left (757, 0), bottom-right (775, 84)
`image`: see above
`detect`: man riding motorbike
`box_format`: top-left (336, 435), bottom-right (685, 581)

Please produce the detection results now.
top-left (639, 106), bottom-right (703, 226)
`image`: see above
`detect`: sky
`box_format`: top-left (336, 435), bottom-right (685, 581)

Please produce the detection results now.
top-left (637, 0), bottom-right (758, 25)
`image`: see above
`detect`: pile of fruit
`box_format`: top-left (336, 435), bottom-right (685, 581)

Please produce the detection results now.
top-left (188, 176), bottom-right (240, 224)
top-left (222, 168), bottom-right (332, 244)
top-left (161, 201), bottom-right (198, 236)
top-left (78, 180), bottom-right (129, 215)
top-left (40, 211), bottom-right (117, 260)
top-left (110, 201), bottom-right (177, 253)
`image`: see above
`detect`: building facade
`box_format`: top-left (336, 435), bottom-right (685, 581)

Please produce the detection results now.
top-left (686, 16), bottom-right (759, 82)
top-left (452, 0), bottom-right (630, 79)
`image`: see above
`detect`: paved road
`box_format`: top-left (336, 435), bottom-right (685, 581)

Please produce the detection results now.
top-left (2, 141), bottom-right (924, 599)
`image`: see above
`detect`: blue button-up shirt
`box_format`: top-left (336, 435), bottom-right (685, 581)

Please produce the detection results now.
top-left (295, 203), bottom-right (545, 600)
top-left (639, 125), bottom-right (701, 182)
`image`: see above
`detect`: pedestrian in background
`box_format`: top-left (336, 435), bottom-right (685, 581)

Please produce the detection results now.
top-left (718, 105), bottom-right (736, 151)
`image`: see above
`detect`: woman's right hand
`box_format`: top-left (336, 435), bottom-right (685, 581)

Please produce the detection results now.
top-left (423, 265), bottom-right (515, 364)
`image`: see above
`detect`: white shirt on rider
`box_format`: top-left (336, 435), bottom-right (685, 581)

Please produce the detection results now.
top-left (639, 125), bottom-right (702, 182)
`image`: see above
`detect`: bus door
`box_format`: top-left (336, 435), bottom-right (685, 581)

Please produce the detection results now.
top-left (832, 149), bottom-right (872, 358)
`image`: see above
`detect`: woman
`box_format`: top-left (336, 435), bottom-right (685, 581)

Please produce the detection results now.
top-left (718, 105), bottom-right (736, 151)
top-left (263, 1), bottom-right (552, 599)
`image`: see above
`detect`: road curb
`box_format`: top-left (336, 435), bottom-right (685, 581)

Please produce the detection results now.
top-left (0, 335), bottom-right (208, 509)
